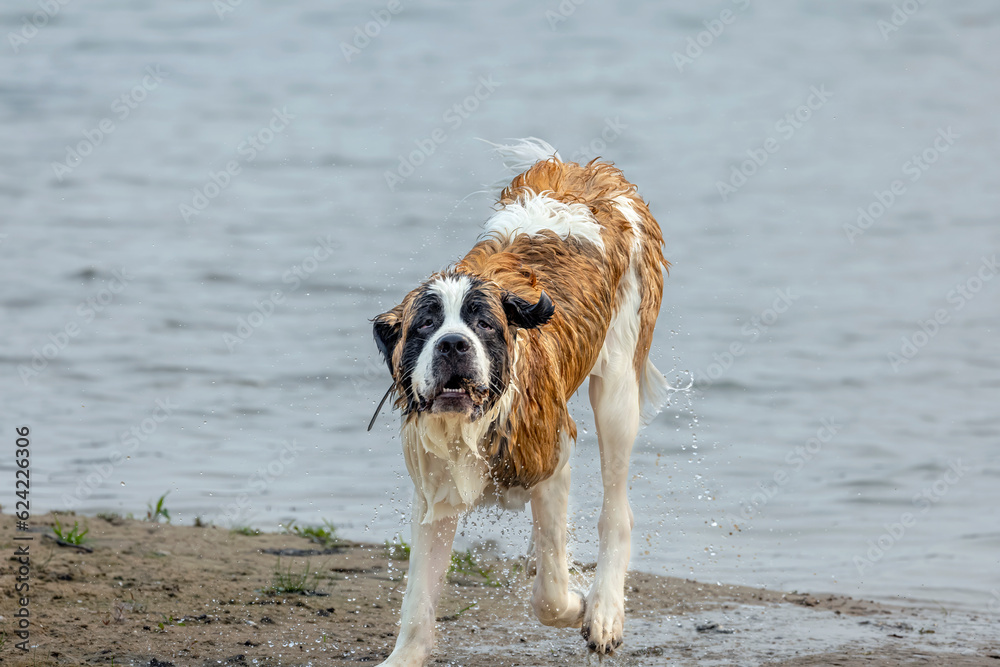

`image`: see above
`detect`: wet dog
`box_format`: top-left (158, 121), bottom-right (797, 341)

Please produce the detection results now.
top-left (372, 138), bottom-right (670, 664)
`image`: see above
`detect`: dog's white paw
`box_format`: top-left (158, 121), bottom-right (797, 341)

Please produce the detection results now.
top-left (376, 642), bottom-right (431, 667)
top-left (532, 587), bottom-right (586, 628)
top-left (376, 654), bottom-right (426, 667)
top-left (580, 593), bottom-right (624, 655)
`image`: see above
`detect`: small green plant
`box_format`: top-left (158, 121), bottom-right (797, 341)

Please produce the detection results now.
top-left (264, 558), bottom-right (327, 595)
top-left (231, 525), bottom-right (262, 536)
top-left (285, 519), bottom-right (339, 547)
top-left (437, 601), bottom-right (477, 622)
top-left (146, 493), bottom-right (171, 523)
top-left (52, 517), bottom-right (89, 545)
top-left (448, 549), bottom-right (502, 587)
top-left (384, 535), bottom-right (411, 561)
top-left (156, 614), bottom-right (186, 631)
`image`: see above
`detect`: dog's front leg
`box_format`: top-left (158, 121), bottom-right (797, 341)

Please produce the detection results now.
top-left (380, 495), bottom-right (458, 667)
top-left (529, 456), bottom-right (586, 628)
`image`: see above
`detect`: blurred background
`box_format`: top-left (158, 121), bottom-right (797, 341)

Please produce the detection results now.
top-left (1, 0), bottom-right (998, 612)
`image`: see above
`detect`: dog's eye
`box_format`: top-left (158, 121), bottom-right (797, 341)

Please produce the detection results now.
top-left (477, 320), bottom-right (494, 332)
top-left (418, 318), bottom-right (434, 331)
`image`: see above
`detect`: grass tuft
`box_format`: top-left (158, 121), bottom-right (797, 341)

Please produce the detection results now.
top-left (448, 549), bottom-right (504, 588)
top-left (52, 516), bottom-right (89, 545)
top-left (263, 558), bottom-right (327, 595)
top-left (146, 492), bottom-right (171, 523)
top-left (384, 535), bottom-right (411, 561)
top-left (285, 519), bottom-right (339, 547)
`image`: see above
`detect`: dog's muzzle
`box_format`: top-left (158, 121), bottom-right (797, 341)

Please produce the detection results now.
top-left (425, 333), bottom-right (487, 415)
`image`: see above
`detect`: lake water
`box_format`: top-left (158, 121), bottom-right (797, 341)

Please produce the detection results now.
top-left (2, 0), bottom-right (998, 613)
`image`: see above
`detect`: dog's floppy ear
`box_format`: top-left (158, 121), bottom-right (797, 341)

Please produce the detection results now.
top-left (372, 308), bottom-right (402, 373)
top-left (502, 290), bottom-right (555, 329)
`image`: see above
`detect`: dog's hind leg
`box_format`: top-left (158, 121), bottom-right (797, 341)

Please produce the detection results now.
top-left (582, 365), bottom-right (641, 654)
top-left (529, 433), bottom-right (585, 628)
top-left (379, 495), bottom-right (458, 667)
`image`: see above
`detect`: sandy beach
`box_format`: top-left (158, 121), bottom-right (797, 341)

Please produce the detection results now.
top-left (1, 512), bottom-right (996, 666)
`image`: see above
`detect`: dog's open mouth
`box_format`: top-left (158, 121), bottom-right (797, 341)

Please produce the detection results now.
top-left (429, 376), bottom-right (486, 415)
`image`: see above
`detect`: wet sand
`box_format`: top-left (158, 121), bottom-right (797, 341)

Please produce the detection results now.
top-left (1, 513), bottom-right (996, 666)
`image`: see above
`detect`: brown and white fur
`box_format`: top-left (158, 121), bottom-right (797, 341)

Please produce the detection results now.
top-left (372, 138), bottom-right (670, 664)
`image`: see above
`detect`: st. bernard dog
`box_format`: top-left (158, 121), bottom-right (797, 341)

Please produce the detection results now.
top-left (372, 138), bottom-right (670, 664)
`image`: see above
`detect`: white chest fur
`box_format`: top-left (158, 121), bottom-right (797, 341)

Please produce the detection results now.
top-left (401, 414), bottom-right (492, 524)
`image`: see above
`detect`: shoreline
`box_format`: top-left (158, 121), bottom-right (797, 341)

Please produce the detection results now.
top-left (1, 512), bottom-right (996, 666)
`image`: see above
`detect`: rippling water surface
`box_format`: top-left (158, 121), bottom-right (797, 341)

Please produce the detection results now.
top-left (2, 0), bottom-right (998, 611)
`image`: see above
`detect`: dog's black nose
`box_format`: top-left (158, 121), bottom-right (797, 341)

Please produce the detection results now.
top-left (436, 333), bottom-right (470, 358)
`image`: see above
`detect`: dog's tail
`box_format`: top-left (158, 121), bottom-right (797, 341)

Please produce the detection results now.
top-left (480, 137), bottom-right (561, 175)
top-left (639, 359), bottom-right (672, 425)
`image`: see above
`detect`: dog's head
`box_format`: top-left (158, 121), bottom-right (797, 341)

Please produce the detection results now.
top-left (373, 273), bottom-right (554, 421)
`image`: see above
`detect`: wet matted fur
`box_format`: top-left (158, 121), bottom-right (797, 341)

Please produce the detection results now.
top-left (372, 138), bottom-right (670, 664)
